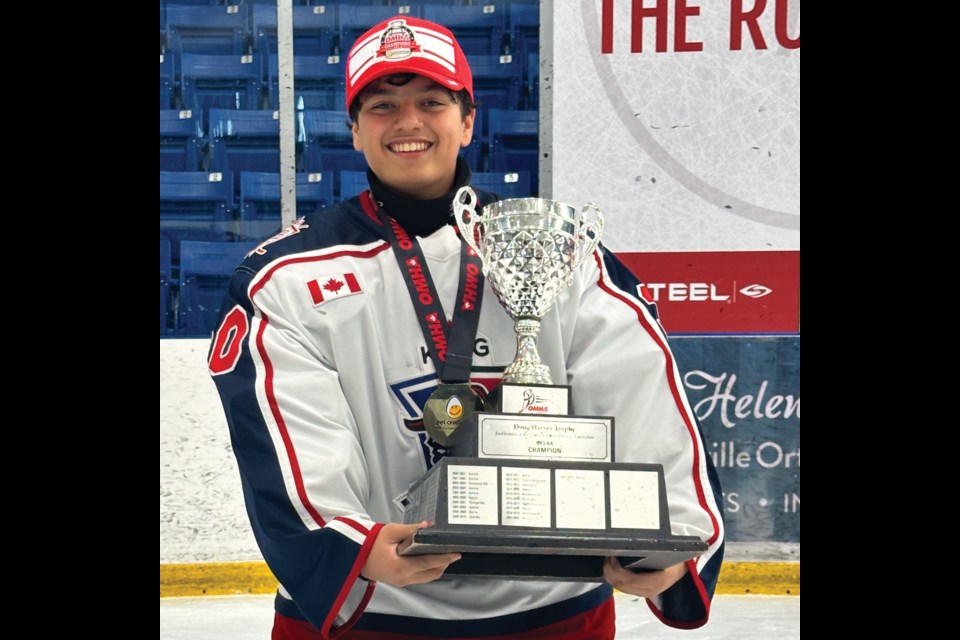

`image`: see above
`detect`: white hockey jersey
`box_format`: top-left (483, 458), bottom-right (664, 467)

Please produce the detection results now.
top-left (209, 188), bottom-right (725, 638)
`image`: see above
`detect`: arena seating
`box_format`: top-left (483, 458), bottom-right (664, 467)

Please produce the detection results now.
top-left (161, 239), bottom-right (173, 335)
top-left (207, 109), bottom-right (282, 192)
top-left (486, 108), bottom-right (538, 194)
top-left (299, 108), bottom-right (367, 197)
top-left (160, 171), bottom-right (235, 264)
top-left (338, 170), bottom-right (369, 202)
top-left (470, 170), bottom-right (532, 199)
top-left (178, 240), bottom-right (259, 336)
top-left (160, 109), bottom-right (204, 172)
top-left (166, 4), bottom-right (248, 56)
top-left (266, 55), bottom-right (345, 111)
top-left (422, 3), bottom-right (506, 56)
top-left (180, 53), bottom-right (263, 127)
top-left (239, 171), bottom-right (333, 240)
top-left (252, 3), bottom-right (340, 58)
top-left (160, 1), bottom-right (540, 336)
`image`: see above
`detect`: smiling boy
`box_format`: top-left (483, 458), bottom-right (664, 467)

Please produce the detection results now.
top-left (209, 16), bottom-right (724, 640)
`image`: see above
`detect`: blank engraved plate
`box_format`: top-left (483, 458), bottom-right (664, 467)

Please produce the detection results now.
top-left (609, 470), bottom-right (660, 530)
top-left (554, 469), bottom-right (606, 529)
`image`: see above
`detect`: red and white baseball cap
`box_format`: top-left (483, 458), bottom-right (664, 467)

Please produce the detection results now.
top-left (345, 16), bottom-right (473, 111)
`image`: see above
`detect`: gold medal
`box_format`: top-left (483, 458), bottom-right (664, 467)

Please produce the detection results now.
top-left (423, 383), bottom-right (483, 447)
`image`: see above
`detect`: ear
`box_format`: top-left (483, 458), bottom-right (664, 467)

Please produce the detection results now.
top-left (351, 121), bottom-right (363, 152)
top-left (460, 109), bottom-right (475, 148)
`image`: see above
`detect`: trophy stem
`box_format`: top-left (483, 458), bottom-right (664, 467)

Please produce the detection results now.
top-left (503, 318), bottom-right (553, 385)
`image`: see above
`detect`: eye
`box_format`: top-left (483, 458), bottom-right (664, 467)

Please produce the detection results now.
top-left (369, 101), bottom-right (395, 112)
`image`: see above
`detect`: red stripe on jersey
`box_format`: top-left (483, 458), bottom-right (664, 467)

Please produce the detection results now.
top-left (255, 319), bottom-right (327, 528)
top-left (337, 517), bottom-right (370, 536)
top-left (644, 558), bottom-right (711, 628)
top-left (324, 522), bottom-right (383, 638)
top-left (592, 253), bottom-right (721, 547)
top-left (251, 244), bottom-right (390, 529)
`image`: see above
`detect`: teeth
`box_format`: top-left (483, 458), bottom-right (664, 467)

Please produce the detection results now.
top-left (391, 142), bottom-right (429, 152)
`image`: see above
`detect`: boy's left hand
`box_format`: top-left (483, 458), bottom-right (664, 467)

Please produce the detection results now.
top-left (602, 557), bottom-right (688, 598)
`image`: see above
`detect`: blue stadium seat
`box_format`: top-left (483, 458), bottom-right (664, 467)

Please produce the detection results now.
top-left (524, 51), bottom-right (539, 110)
top-left (160, 109), bottom-right (204, 171)
top-left (267, 55), bottom-right (346, 111)
top-left (461, 134), bottom-right (485, 172)
top-left (178, 240), bottom-right (259, 336)
top-left (161, 53), bottom-right (175, 109)
top-left (253, 4), bottom-right (340, 57)
top-left (159, 171), bottom-right (235, 264)
top-left (299, 109), bottom-right (368, 197)
top-left (239, 171), bottom-right (333, 240)
top-left (507, 2), bottom-right (538, 58)
top-left (207, 109), bottom-right (281, 189)
top-left (471, 170), bottom-right (532, 199)
top-left (338, 4), bottom-right (421, 54)
top-left (422, 3), bottom-right (506, 56)
top-left (180, 53), bottom-right (263, 126)
top-left (166, 4), bottom-right (249, 55)
top-left (469, 54), bottom-right (522, 111)
top-left (487, 108), bottom-right (538, 194)
top-left (161, 238), bottom-right (173, 335)
top-left (338, 170), bottom-right (369, 201)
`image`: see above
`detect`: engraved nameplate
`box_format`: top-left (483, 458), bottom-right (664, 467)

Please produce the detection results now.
top-left (477, 414), bottom-right (613, 462)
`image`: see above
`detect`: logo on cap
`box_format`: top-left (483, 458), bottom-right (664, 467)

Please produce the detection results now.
top-left (377, 20), bottom-right (421, 61)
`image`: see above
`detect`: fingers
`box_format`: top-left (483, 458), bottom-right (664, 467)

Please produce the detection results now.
top-left (379, 521), bottom-right (430, 544)
top-left (361, 521), bottom-right (461, 586)
top-left (397, 552), bottom-right (462, 586)
top-left (603, 557), bottom-right (687, 598)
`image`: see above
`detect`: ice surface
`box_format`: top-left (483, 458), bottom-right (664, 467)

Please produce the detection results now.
top-left (160, 592), bottom-right (799, 639)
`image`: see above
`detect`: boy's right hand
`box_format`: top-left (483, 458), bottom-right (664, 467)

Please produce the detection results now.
top-left (360, 521), bottom-right (461, 587)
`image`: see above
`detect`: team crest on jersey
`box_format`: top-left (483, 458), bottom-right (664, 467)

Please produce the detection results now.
top-left (250, 217), bottom-right (310, 256)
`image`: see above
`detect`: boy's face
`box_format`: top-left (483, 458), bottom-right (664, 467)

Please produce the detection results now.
top-left (351, 75), bottom-right (474, 200)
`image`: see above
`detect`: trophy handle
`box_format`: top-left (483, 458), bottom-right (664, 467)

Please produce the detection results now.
top-left (575, 203), bottom-right (605, 267)
top-left (453, 186), bottom-right (483, 258)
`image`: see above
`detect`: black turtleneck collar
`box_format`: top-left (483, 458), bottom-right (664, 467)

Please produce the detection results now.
top-left (367, 157), bottom-right (473, 238)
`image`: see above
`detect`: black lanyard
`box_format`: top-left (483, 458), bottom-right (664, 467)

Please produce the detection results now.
top-left (378, 209), bottom-right (485, 383)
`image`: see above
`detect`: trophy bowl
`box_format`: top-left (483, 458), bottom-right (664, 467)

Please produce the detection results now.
top-left (454, 187), bottom-right (604, 385)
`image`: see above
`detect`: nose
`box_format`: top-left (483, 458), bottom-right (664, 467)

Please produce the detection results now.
top-left (393, 100), bottom-right (423, 131)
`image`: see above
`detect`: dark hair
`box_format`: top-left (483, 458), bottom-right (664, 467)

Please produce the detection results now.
top-left (347, 73), bottom-right (478, 126)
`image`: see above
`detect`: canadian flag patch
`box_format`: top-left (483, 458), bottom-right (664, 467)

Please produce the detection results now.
top-left (307, 273), bottom-right (362, 305)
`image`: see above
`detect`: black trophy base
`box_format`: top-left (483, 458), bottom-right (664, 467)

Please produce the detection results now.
top-left (397, 457), bottom-right (707, 581)
top-left (397, 528), bottom-right (706, 581)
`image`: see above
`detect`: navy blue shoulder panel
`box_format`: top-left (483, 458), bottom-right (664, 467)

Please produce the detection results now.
top-left (235, 198), bottom-right (384, 277)
top-left (234, 185), bottom-right (499, 277)
top-left (600, 246), bottom-right (660, 321)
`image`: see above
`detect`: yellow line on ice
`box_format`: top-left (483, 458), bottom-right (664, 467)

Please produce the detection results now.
top-left (160, 561), bottom-right (799, 598)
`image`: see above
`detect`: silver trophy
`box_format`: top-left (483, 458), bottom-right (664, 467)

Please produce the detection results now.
top-left (454, 187), bottom-right (604, 385)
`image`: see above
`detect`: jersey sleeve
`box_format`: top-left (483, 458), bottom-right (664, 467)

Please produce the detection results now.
top-left (208, 264), bottom-right (383, 639)
top-left (563, 247), bottom-right (725, 628)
